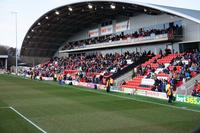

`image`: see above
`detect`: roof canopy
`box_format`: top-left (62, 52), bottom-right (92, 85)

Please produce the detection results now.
top-left (20, 0), bottom-right (200, 57)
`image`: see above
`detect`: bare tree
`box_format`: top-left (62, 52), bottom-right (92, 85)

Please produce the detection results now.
top-left (0, 45), bottom-right (17, 68)
top-left (0, 45), bottom-right (8, 55)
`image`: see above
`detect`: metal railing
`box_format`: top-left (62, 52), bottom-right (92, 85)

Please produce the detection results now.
top-left (112, 56), bottom-right (151, 86)
top-left (176, 74), bottom-right (200, 96)
top-left (60, 34), bottom-right (169, 53)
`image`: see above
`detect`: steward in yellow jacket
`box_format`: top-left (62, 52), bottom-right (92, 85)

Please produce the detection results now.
top-left (166, 83), bottom-right (175, 103)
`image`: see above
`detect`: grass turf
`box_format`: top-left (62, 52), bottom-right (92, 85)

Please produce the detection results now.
top-left (0, 74), bottom-right (200, 133)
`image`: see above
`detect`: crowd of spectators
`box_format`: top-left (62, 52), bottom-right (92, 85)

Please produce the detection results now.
top-left (133, 49), bottom-right (200, 94)
top-left (192, 80), bottom-right (200, 97)
top-left (23, 47), bottom-right (200, 98)
top-left (24, 51), bottom-right (153, 84)
top-left (62, 22), bottom-right (182, 50)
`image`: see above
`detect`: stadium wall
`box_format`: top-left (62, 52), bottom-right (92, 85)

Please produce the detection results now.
top-left (183, 19), bottom-right (200, 41)
top-left (65, 13), bottom-right (200, 43)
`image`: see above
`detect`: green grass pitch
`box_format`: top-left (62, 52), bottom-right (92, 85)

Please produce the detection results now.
top-left (0, 74), bottom-right (200, 133)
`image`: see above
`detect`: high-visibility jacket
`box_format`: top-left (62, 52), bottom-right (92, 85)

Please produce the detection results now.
top-left (110, 78), bottom-right (114, 84)
top-left (166, 84), bottom-right (171, 96)
top-left (106, 80), bottom-right (110, 87)
top-left (198, 84), bottom-right (200, 91)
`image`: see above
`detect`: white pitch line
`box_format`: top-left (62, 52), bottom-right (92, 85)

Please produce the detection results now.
top-left (9, 106), bottom-right (47, 133)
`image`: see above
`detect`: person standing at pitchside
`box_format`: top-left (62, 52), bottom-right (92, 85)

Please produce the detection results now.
top-left (106, 77), bottom-right (114, 92)
top-left (166, 82), bottom-right (175, 103)
top-left (106, 78), bottom-right (111, 92)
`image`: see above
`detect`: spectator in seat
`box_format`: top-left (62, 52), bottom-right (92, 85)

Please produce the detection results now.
top-left (170, 77), bottom-right (177, 91)
top-left (153, 77), bottom-right (160, 91)
top-left (192, 80), bottom-right (199, 96)
top-left (162, 80), bottom-right (168, 92)
top-left (196, 65), bottom-right (200, 73)
top-left (158, 80), bottom-right (163, 92)
top-left (185, 70), bottom-right (191, 80)
top-left (163, 67), bottom-right (170, 74)
top-left (121, 80), bottom-right (126, 85)
top-left (165, 48), bottom-right (172, 55)
top-left (159, 49), bottom-right (163, 57)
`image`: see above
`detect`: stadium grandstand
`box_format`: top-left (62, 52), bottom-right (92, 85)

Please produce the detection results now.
top-left (20, 0), bottom-right (200, 101)
top-left (1, 1), bottom-right (200, 133)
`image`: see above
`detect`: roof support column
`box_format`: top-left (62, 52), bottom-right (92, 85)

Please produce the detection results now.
top-left (5, 58), bottom-right (7, 71)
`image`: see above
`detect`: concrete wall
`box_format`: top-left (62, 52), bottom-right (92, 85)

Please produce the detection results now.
top-left (182, 19), bottom-right (200, 41)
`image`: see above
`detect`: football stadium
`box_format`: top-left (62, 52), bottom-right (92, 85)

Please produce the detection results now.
top-left (1, 0), bottom-right (200, 133)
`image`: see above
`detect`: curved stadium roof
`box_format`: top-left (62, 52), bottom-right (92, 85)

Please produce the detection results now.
top-left (20, 0), bottom-right (200, 57)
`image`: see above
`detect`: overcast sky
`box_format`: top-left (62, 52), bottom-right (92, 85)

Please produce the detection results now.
top-left (0, 0), bottom-right (200, 49)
